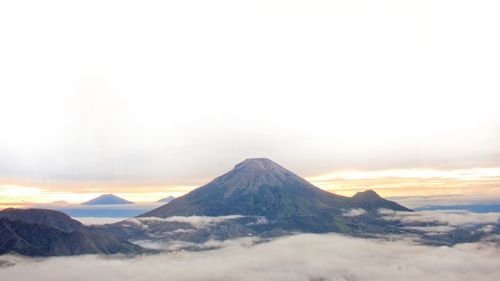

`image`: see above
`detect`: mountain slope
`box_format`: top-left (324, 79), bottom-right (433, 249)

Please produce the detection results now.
top-left (158, 196), bottom-right (175, 203)
top-left (0, 208), bottom-right (144, 256)
top-left (82, 194), bottom-right (134, 205)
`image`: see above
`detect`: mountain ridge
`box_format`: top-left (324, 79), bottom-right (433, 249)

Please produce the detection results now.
top-left (0, 208), bottom-right (145, 256)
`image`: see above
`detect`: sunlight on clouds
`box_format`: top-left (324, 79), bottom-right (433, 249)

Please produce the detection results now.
top-left (308, 167), bottom-right (500, 197)
top-left (0, 184), bottom-right (101, 206)
top-left (0, 183), bottom-right (193, 207)
top-left (310, 168), bottom-right (500, 181)
top-left (1, 166), bottom-right (499, 205)
top-left (0, 185), bottom-right (43, 197)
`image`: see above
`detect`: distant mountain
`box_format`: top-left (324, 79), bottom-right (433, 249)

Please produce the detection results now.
top-left (82, 194), bottom-right (134, 205)
top-left (350, 190), bottom-right (411, 211)
top-left (157, 196), bottom-right (175, 203)
top-left (108, 158), bottom-right (412, 242)
top-left (0, 208), bottom-right (144, 256)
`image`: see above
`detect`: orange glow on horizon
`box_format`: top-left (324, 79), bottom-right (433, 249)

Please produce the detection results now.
top-left (307, 167), bottom-right (500, 198)
top-left (0, 184), bottom-right (196, 206)
top-left (1, 167), bottom-right (499, 206)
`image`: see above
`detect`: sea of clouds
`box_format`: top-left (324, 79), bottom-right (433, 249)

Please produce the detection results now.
top-left (1, 210), bottom-right (500, 281)
top-left (1, 233), bottom-right (500, 281)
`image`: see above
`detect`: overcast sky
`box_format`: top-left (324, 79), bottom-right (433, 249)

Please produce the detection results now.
top-left (0, 1), bottom-right (499, 200)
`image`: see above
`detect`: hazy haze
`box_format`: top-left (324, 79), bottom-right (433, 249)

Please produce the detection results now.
top-left (0, 0), bottom-right (499, 201)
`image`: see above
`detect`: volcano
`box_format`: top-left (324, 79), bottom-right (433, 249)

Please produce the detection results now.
top-left (136, 158), bottom-right (410, 234)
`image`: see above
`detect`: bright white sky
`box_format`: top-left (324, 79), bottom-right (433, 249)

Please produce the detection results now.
top-left (0, 1), bottom-right (499, 202)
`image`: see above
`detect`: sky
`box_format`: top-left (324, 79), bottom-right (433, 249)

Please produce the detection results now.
top-left (0, 0), bottom-right (499, 204)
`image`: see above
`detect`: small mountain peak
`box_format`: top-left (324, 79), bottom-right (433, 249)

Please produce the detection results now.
top-left (233, 158), bottom-right (292, 175)
top-left (352, 190), bottom-right (382, 200)
top-left (82, 194), bottom-right (134, 205)
top-left (231, 158), bottom-right (293, 180)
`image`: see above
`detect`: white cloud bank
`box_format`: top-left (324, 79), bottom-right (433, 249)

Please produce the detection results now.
top-left (133, 215), bottom-right (245, 229)
top-left (2, 233), bottom-right (500, 281)
top-left (342, 208), bottom-right (367, 217)
top-left (380, 209), bottom-right (500, 226)
top-left (77, 217), bottom-right (126, 225)
top-left (379, 209), bottom-right (500, 235)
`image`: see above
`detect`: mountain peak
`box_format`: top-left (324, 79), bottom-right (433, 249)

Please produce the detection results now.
top-left (235, 158), bottom-right (281, 169)
top-left (82, 194), bottom-right (134, 205)
top-left (216, 158), bottom-right (303, 193)
top-left (351, 190), bottom-right (412, 212)
top-left (232, 158), bottom-right (291, 176)
top-left (352, 190), bottom-right (382, 201)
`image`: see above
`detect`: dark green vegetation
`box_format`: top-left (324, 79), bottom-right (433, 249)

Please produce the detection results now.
top-left (0, 208), bottom-right (144, 256)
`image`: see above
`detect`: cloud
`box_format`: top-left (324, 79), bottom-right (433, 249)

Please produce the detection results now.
top-left (379, 209), bottom-right (500, 226)
top-left (401, 225), bottom-right (456, 235)
top-left (1, 233), bottom-right (500, 281)
top-left (135, 215), bottom-right (245, 229)
top-left (311, 168), bottom-right (500, 198)
top-left (389, 194), bottom-right (500, 209)
top-left (1, 0), bottom-right (500, 194)
top-left (28, 203), bottom-right (164, 219)
top-left (342, 208), bottom-right (367, 217)
top-left (76, 217), bottom-right (126, 225)
top-left (480, 225), bottom-right (496, 233)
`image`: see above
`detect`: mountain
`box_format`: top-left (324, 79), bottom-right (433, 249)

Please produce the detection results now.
top-left (142, 158), bottom-right (410, 219)
top-left (0, 208), bottom-right (144, 256)
top-left (82, 194), bottom-right (134, 205)
top-left (157, 196), bottom-right (175, 203)
top-left (143, 158), bottom-right (349, 219)
top-left (0, 208), bottom-right (82, 232)
top-left (350, 190), bottom-right (411, 211)
top-left (111, 158), bottom-right (412, 243)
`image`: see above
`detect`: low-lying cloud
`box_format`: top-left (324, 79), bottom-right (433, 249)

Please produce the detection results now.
top-left (378, 209), bottom-right (500, 235)
top-left (342, 208), bottom-right (367, 217)
top-left (380, 209), bottom-right (500, 226)
top-left (1, 233), bottom-right (500, 281)
top-left (135, 215), bottom-right (245, 229)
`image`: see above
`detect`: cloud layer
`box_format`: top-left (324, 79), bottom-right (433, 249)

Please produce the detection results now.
top-left (380, 209), bottom-right (500, 226)
top-left (136, 215), bottom-right (245, 229)
top-left (2, 233), bottom-right (500, 281)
